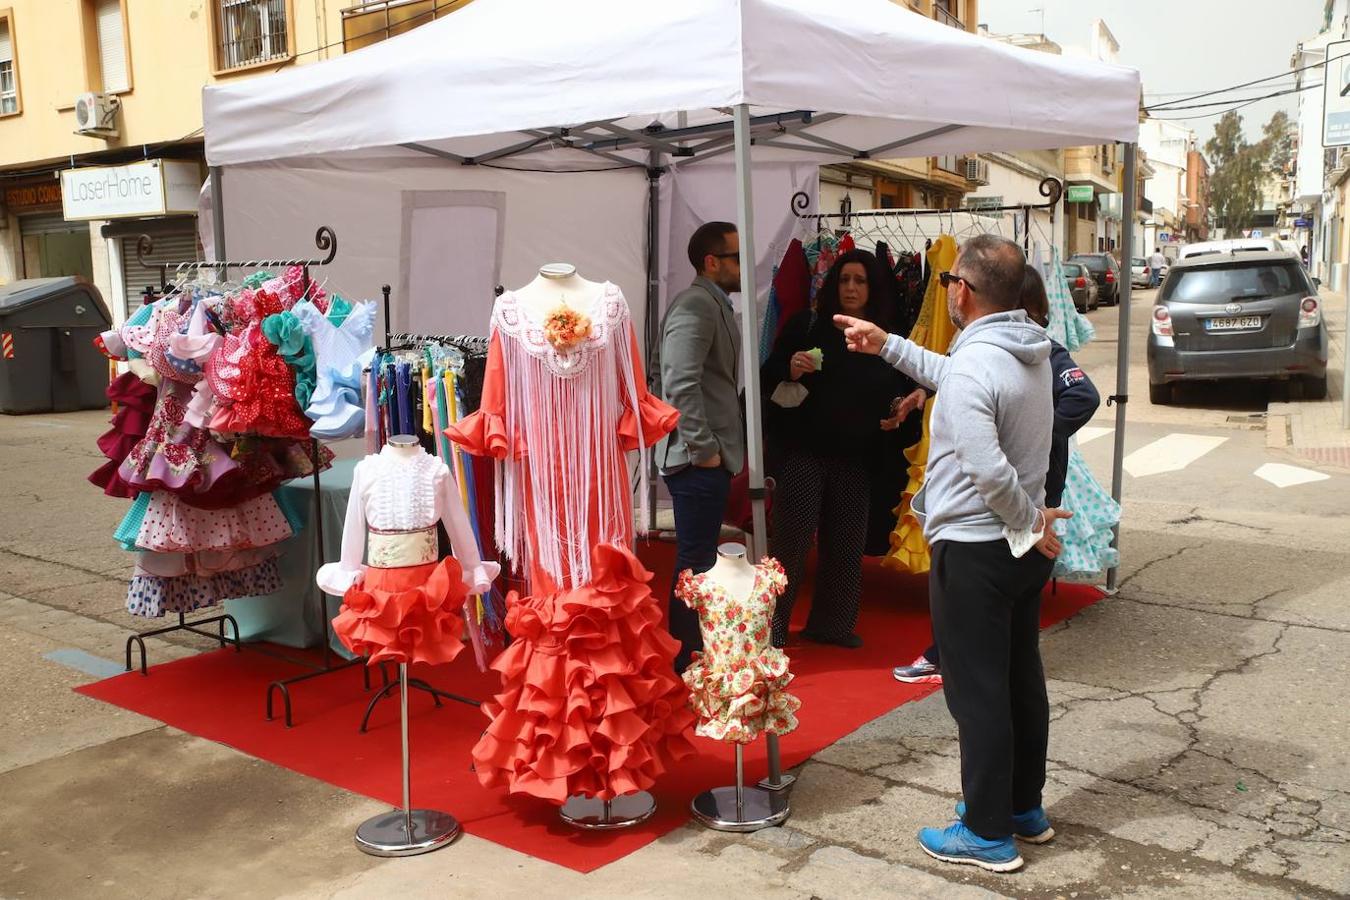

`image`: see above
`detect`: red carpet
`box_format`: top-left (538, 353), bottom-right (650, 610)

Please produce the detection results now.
top-left (77, 541), bottom-right (1102, 873)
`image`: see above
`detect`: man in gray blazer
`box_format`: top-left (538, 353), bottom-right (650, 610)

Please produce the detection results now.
top-left (658, 221), bottom-right (745, 672)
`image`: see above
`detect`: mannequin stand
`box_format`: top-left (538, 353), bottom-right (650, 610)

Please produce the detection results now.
top-left (692, 744), bottom-right (791, 833)
top-left (759, 733), bottom-right (797, 791)
top-left (354, 663), bottom-right (461, 856)
top-left (558, 792), bottom-right (657, 831)
top-left (358, 661), bottom-right (480, 733)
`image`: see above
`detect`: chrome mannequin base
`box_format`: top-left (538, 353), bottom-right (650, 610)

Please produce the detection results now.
top-left (559, 791), bottom-right (657, 830)
top-left (691, 785), bottom-right (790, 832)
top-left (354, 808), bottom-right (461, 857)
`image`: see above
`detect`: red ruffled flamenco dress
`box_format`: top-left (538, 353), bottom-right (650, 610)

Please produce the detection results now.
top-left (89, 370), bottom-right (158, 499)
top-left (446, 283), bottom-right (694, 803)
top-left (317, 443), bottom-right (499, 667)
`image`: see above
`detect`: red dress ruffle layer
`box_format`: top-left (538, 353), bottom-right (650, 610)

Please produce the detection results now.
top-left (470, 543), bottom-right (696, 804)
top-left (332, 557), bottom-right (468, 667)
top-left (89, 372), bottom-right (158, 499)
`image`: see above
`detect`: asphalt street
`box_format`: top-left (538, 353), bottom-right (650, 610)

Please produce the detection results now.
top-left (0, 286), bottom-right (1346, 898)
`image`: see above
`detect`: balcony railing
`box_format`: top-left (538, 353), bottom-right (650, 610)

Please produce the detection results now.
top-left (934, 5), bottom-right (963, 28)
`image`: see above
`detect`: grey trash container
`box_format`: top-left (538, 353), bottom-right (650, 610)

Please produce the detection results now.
top-left (0, 277), bottom-right (113, 414)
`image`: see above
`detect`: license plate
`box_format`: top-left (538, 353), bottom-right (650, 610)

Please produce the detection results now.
top-left (1203, 316), bottom-right (1262, 331)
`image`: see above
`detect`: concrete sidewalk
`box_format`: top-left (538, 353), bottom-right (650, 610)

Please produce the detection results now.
top-left (1268, 288), bottom-right (1350, 458)
top-left (0, 409), bottom-right (1347, 898)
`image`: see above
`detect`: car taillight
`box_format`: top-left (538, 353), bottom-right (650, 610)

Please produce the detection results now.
top-left (1076, 276), bottom-right (1087, 288)
top-left (1299, 296), bottom-right (1322, 328)
top-left (1105, 270), bottom-right (1115, 283)
top-left (1151, 305), bottom-right (1173, 337)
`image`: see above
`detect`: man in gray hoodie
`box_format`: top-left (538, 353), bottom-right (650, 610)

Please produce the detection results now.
top-left (835, 234), bottom-right (1071, 873)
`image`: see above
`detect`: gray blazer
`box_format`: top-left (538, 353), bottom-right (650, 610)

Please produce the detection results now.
top-left (657, 276), bottom-right (744, 476)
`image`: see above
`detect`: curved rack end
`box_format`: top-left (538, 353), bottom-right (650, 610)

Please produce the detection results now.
top-left (135, 234), bottom-right (156, 268)
top-left (790, 190), bottom-right (812, 217)
top-left (1038, 177), bottom-right (1064, 206)
top-left (315, 226), bottom-right (338, 265)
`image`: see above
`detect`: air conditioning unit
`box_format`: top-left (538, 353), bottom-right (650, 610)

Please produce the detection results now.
top-left (74, 92), bottom-right (120, 138)
top-left (964, 158), bottom-right (990, 185)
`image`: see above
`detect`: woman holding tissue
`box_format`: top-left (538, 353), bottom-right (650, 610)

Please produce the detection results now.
top-left (762, 249), bottom-right (918, 649)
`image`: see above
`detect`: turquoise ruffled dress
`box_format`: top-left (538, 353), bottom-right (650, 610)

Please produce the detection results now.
top-left (1043, 248), bottom-right (1120, 582)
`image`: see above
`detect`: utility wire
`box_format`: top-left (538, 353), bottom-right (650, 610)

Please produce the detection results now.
top-left (1145, 49), bottom-right (1350, 111)
top-left (1151, 84), bottom-right (1317, 113)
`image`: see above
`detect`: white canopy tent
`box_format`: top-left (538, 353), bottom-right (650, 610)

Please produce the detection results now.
top-left (200, 0), bottom-right (1142, 594)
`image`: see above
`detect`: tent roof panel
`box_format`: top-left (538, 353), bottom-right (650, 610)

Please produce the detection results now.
top-left (203, 0), bottom-right (1141, 167)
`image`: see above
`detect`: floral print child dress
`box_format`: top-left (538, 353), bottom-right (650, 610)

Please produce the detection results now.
top-left (676, 558), bottom-right (801, 743)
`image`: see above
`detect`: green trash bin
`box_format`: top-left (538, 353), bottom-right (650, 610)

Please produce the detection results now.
top-left (0, 277), bottom-right (112, 414)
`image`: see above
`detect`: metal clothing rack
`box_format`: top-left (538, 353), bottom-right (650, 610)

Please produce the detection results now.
top-left (790, 176), bottom-right (1064, 256)
top-left (124, 227), bottom-right (369, 728)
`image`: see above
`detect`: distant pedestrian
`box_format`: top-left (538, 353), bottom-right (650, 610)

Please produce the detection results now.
top-left (1301, 244), bottom-right (1311, 269)
top-left (836, 234), bottom-right (1071, 873)
top-left (1148, 247), bottom-right (1166, 289)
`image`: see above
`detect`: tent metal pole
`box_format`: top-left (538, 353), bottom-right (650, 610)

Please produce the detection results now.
top-left (210, 166), bottom-right (226, 278)
top-left (646, 151), bottom-right (662, 535)
top-left (735, 103), bottom-right (792, 796)
top-left (732, 104), bottom-right (767, 561)
top-left (1105, 142), bottom-right (1136, 593)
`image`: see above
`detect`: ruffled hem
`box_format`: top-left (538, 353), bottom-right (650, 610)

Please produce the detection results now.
top-left (617, 393), bottom-right (680, 451)
top-left (682, 653), bottom-right (801, 743)
top-left (333, 558), bottom-right (468, 667)
top-left (136, 491), bottom-right (295, 553)
top-left (471, 543), bottom-right (695, 804)
top-left (1052, 451), bottom-right (1121, 581)
top-left (445, 410), bottom-right (521, 460)
top-left (126, 557), bottom-right (282, 618)
top-left (90, 374), bottom-right (160, 499)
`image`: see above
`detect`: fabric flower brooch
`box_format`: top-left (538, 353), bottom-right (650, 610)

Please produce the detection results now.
top-left (542, 304), bottom-right (593, 352)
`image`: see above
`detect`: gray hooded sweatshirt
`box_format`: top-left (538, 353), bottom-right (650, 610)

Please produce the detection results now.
top-left (880, 310), bottom-right (1053, 544)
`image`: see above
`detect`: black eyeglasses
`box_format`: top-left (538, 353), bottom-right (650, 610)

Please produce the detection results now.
top-left (939, 271), bottom-right (978, 292)
top-left (711, 252), bottom-right (741, 260)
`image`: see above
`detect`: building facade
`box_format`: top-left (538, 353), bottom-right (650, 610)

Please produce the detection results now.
top-left (0, 0), bottom-right (460, 324)
top-left (1185, 149), bottom-right (1210, 243)
top-left (1138, 117), bottom-right (1193, 255)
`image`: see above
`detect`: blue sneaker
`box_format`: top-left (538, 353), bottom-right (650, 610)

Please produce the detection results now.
top-left (955, 801), bottom-right (1055, 844)
top-left (917, 821), bottom-right (1024, 872)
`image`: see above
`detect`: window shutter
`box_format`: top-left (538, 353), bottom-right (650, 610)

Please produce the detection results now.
top-left (96, 0), bottom-right (128, 93)
top-left (0, 20), bottom-right (12, 64)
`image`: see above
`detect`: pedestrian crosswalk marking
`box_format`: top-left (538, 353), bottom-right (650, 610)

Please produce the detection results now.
top-left (1076, 426), bottom-right (1113, 446)
top-left (1253, 463), bottom-right (1331, 488)
top-left (1123, 433), bottom-right (1228, 478)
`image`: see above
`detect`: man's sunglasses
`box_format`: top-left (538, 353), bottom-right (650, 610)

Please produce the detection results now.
top-left (710, 252), bottom-right (741, 260)
top-left (939, 271), bottom-right (977, 292)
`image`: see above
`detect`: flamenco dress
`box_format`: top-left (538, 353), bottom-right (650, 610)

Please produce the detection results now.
top-left (316, 444), bottom-right (499, 667)
top-left (447, 285), bottom-right (694, 804)
top-left (1042, 247), bottom-right (1120, 581)
top-left (677, 559), bottom-right (801, 744)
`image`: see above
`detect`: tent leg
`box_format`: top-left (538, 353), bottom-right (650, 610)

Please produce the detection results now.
top-left (734, 105), bottom-right (787, 789)
top-left (646, 153), bottom-right (662, 535)
top-left (1105, 143), bottom-right (1135, 593)
top-left (210, 166), bottom-right (227, 278)
top-left (733, 104), bottom-right (768, 562)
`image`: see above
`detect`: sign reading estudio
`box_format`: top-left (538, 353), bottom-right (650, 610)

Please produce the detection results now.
top-left (61, 160), bottom-right (202, 221)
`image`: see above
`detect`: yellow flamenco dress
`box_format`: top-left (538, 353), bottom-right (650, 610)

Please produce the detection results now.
top-left (883, 234), bottom-right (959, 575)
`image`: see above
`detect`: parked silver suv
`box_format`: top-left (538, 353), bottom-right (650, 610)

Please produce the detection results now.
top-left (1146, 251), bottom-right (1328, 404)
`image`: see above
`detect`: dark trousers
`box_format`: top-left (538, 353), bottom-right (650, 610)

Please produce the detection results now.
top-left (769, 450), bottom-right (870, 646)
top-left (664, 465), bottom-right (731, 672)
top-left (930, 539), bottom-right (1054, 840)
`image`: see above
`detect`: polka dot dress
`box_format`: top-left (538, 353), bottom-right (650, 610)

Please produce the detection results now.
top-left (1052, 443), bottom-right (1120, 582)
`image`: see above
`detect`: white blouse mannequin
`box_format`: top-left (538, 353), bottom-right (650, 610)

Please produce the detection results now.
top-left (511, 263), bottom-right (605, 320)
top-left (315, 437), bottom-right (500, 596)
top-left (705, 542), bottom-right (759, 602)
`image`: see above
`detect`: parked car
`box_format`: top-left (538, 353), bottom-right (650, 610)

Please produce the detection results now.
top-left (1146, 251), bottom-right (1328, 404)
top-left (1063, 261), bottom-right (1100, 311)
top-left (1130, 257), bottom-right (1151, 288)
top-left (1068, 252), bottom-right (1121, 305)
top-left (1178, 238), bottom-right (1291, 260)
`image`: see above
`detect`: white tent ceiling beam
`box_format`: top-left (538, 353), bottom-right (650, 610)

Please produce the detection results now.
top-left (865, 124), bottom-right (969, 159)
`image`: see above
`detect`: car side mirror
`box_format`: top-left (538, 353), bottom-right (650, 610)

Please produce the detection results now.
top-left (1312, 277), bottom-right (1322, 289)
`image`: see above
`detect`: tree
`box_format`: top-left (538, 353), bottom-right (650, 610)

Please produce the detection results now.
top-left (1204, 111), bottom-right (1265, 236)
top-left (1260, 110), bottom-right (1294, 173)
